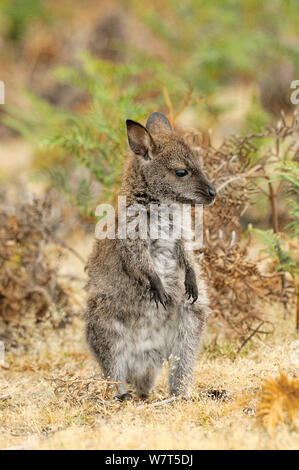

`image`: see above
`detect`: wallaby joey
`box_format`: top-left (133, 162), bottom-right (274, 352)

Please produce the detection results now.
top-left (85, 112), bottom-right (216, 400)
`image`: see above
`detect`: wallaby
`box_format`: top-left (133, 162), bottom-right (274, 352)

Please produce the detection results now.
top-left (85, 112), bottom-right (216, 400)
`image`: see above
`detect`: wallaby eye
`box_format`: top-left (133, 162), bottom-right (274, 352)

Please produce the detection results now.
top-left (175, 169), bottom-right (188, 177)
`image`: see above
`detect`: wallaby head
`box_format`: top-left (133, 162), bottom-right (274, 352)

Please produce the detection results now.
top-left (126, 111), bottom-right (216, 205)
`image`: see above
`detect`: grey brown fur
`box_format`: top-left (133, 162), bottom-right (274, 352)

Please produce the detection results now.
top-left (85, 112), bottom-right (216, 400)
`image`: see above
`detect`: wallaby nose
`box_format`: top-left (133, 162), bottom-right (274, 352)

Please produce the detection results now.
top-left (208, 187), bottom-right (216, 199)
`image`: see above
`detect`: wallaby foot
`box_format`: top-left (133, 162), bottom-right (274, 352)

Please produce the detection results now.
top-left (117, 392), bottom-right (132, 402)
top-left (138, 393), bottom-right (149, 400)
top-left (133, 367), bottom-right (157, 400)
top-left (169, 385), bottom-right (191, 399)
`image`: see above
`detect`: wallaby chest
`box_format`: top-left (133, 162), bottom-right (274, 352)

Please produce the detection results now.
top-left (148, 208), bottom-right (183, 294)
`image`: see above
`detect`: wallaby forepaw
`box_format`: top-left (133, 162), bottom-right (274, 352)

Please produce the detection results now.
top-left (150, 289), bottom-right (169, 309)
top-left (149, 276), bottom-right (170, 309)
top-left (185, 268), bottom-right (198, 303)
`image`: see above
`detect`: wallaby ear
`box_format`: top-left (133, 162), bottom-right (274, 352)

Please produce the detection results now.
top-left (126, 119), bottom-right (153, 161)
top-left (146, 112), bottom-right (172, 135)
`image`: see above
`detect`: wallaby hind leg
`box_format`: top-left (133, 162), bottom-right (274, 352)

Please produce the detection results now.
top-left (169, 305), bottom-right (207, 398)
top-left (86, 320), bottom-right (129, 399)
top-left (105, 361), bottom-right (130, 400)
top-left (131, 366), bottom-right (157, 399)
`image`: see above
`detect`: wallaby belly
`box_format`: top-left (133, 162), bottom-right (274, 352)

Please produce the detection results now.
top-left (98, 240), bottom-right (184, 376)
top-left (124, 239), bottom-right (183, 372)
top-left (126, 309), bottom-right (177, 376)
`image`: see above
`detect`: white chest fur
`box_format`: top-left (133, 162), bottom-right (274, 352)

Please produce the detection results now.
top-left (150, 238), bottom-right (178, 289)
top-left (148, 205), bottom-right (183, 293)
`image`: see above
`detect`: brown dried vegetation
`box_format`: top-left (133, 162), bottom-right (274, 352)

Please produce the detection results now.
top-left (184, 114), bottom-right (299, 344)
top-left (0, 194), bottom-right (72, 347)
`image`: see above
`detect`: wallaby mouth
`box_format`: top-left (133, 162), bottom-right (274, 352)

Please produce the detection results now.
top-left (194, 184), bottom-right (217, 206)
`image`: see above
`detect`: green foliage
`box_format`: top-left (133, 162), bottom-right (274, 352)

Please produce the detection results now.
top-left (44, 167), bottom-right (97, 219)
top-left (2, 0), bottom-right (298, 137)
top-left (204, 338), bottom-right (258, 360)
top-left (128, 0), bottom-right (299, 94)
top-left (274, 160), bottom-right (299, 237)
top-left (2, 0), bottom-right (299, 221)
top-left (5, 53), bottom-right (172, 213)
top-left (252, 228), bottom-right (298, 278)
top-left (47, 54), bottom-right (160, 202)
top-left (251, 153), bottom-right (298, 279)
top-left (243, 94), bottom-right (271, 134)
top-left (0, 0), bottom-right (50, 42)
top-left (5, 91), bottom-right (69, 143)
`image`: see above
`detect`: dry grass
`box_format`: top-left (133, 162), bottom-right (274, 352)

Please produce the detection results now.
top-left (1, 304), bottom-right (299, 450)
top-left (257, 371), bottom-right (299, 436)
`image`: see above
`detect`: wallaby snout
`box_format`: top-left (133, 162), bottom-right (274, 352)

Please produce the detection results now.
top-left (208, 186), bottom-right (217, 199)
top-left (197, 179), bottom-right (217, 205)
